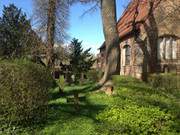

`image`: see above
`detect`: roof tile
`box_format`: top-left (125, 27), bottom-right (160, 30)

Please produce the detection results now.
top-left (117, 0), bottom-right (161, 38)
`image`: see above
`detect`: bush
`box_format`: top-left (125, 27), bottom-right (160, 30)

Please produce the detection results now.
top-left (0, 59), bottom-right (55, 132)
top-left (112, 75), bottom-right (141, 84)
top-left (57, 76), bottom-right (65, 90)
top-left (87, 70), bottom-right (103, 82)
top-left (148, 73), bottom-right (180, 90)
top-left (96, 105), bottom-right (174, 135)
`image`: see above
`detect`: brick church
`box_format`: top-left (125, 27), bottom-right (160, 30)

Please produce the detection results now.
top-left (97, 0), bottom-right (180, 79)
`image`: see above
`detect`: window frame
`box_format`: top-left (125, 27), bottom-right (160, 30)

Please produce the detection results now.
top-left (157, 36), bottom-right (177, 60)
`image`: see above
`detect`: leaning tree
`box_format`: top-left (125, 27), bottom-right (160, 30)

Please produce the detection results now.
top-left (80, 0), bottom-right (120, 85)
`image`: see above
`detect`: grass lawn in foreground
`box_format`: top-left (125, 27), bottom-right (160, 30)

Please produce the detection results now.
top-left (31, 76), bottom-right (180, 135)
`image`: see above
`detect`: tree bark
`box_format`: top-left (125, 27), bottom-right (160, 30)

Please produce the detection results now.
top-left (132, 1), bottom-right (158, 81)
top-left (47, 0), bottom-right (57, 68)
top-left (137, 12), bottom-right (158, 81)
top-left (99, 0), bottom-right (120, 85)
top-left (136, 38), bottom-right (149, 82)
top-left (144, 14), bottom-right (158, 74)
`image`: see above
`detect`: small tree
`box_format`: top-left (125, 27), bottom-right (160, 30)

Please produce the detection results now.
top-left (69, 38), bottom-right (95, 83)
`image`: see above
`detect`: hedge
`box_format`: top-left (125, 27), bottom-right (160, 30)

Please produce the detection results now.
top-left (0, 59), bottom-right (55, 132)
top-left (148, 73), bottom-right (180, 90)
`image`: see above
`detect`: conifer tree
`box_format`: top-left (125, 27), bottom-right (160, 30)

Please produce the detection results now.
top-left (69, 38), bottom-right (95, 82)
top-left (0, 4), bottom-right (31, 58)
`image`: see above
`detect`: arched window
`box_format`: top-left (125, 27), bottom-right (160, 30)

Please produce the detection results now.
top-left (124, 45), bottom-right (131, 65)
top-left (157, 37), bottom-right (177, 60)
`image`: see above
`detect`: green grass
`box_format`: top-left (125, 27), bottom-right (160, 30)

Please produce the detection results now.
top-left (14, 76), bottom-right (180, 135)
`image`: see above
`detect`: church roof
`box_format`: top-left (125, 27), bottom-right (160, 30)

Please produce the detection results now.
top-left (117, 0), bottom-right (161, 38)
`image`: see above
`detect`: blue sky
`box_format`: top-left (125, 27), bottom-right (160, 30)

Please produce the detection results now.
top-left (0, 0), bottom-right (128, 54)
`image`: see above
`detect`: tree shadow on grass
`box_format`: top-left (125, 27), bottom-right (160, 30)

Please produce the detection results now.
top-left (49, 90), bottom-right (61, 101)
top-left (119, 82), bottom-right (180, 100)
top-left (63, 84), bottom-right (101, 97)
top-left (48, 102), bottom-right (106, 124)
top-left (136, 95), bottom-right (180, 132)
top-left (118, 82), bottom-right (180, 109)
top-left (116, 82), bottom-right (180, 133)
top-left (49, 83), bottom-right (101, 101)
top-left (36, 84), bottom-right (104, 131)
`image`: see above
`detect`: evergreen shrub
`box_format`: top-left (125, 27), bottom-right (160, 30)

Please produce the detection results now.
top-left (0, 59), bottom-right (55, 131)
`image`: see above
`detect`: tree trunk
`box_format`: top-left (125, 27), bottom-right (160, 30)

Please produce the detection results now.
top-left (133, 1), bottom-right (158, 81)
top-left (99, 0), bottom-right (120, 85)
top-left (47, 0), bottom-right (57, 68)
top-left (137, 39), bottom-right (149, 82)
top-left (144, 13), bottom-right (158, 74)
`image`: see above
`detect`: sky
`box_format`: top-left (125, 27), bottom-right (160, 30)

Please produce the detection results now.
top-left (0, 0), bottom-right (129, 54)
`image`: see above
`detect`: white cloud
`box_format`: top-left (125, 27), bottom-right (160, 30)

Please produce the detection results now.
top-left (82, 41), bottom-right (101, 55)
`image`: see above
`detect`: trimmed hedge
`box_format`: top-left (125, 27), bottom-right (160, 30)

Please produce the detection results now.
top-left (0, 59), bottom-right (55, 132)
top-left (148, 73), bottom-right (180, 90)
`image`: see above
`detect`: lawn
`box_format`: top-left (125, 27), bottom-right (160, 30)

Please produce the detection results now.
top-left (24, 76), bottom-right (180, 135)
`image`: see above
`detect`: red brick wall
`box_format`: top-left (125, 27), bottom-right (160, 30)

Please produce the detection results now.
top-left (120, 36), bottom-right (180, 79)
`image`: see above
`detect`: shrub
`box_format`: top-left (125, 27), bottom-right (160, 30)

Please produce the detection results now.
top-left (112, 75), bottom-right (141, 84)
top-left (87, 70), bottom-right (103, 82)
top-left (0, 59), bottom-right (55, 132)
top-left (96, 105), bottom-right (174, 135)
top-left (148, 73), bottom-right (180, 90)
top-left (57, 76), bottom-right (65, 90)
